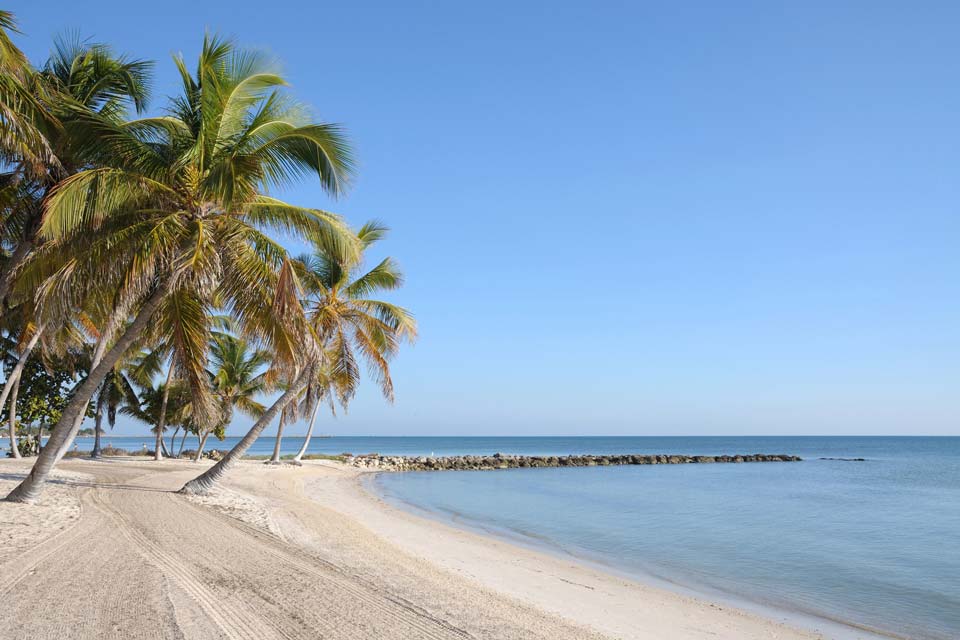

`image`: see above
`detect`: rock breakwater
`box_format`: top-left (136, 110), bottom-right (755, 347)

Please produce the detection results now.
top-left (343, 452), bottom-right (802, 471)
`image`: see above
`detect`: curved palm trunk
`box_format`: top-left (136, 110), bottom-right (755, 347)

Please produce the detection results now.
top-left (91, 397), bottom-right (105, 458)
top-left (3, 324), bottom-right (45, 460)
top-left (168, 426), bottom-right (180, 457)
top-left (180, 376), bottom-right (306, 495)
top-left (0, 322), bottom-right (45, 435)
top-left (176, 430), bottom-right (188, 457)
top-left (292, 403), bottom-right (321, 463)
top-left (194, 432), bottom-right (210, 462)
top-left (55, 308), bottom-right (126, 467)
top-left (7, 371), bottom-right (21, 458)
top-left (5, 285), bottom-right (168, 503)
top-left (269, 419), bottom-right (286, 464)
top-left (154, 365), bottom-right (174, 461)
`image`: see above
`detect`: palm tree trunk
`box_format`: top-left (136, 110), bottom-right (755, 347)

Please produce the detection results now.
top-left (0, 324), bottom-right (45, 441)
top-left (180, 375), bottom-right (307, 495)
top-left (7, 371), bottom-right (21, 458)
top-left (153, 427), bottom-right (164, 461)
top-left (54, 307), bottom-right (127, 466)
top-left (168, 426), bottom-right (180, 458)
top-left (4, 285), bottom-right (168, 503)
top-left (194, 432), bottom-right (210, 462)
top-left (154, 365), bottom-right (174, 461)
top-left (177, 430), bottom-right (188, 457)
top-left (269, 419), bottom-right (286, 464)
top-left (160, 436), bottom-right (170, 457)
top-left (292, 403), bottom-right (321, 463)
top-left (91, 396), bottom-right (105, 458)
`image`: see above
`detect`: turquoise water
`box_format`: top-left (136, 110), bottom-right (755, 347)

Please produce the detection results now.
top-left (369, 437), bottom-right (960, 640)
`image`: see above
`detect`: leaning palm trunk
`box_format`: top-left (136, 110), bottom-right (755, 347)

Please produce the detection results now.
top-left (180, 377), bottom-right (306, 494)
top-left (168, 426), bottom-right (180, 457)
top-left (154, 365), bottom-right (174, 461)
top-left (0, 323), bottom-right (45, 449)
top-left (176, 430), bottom-right (188, 457)
top-left (194, 432), bottom-right (211, 462)
top-left (5, 286), bottom-right (168, 503)
top-left (7, 371), bottom-right (21, 458)
top-left (269, 419), bottom-right (286, 464)
top-left (54, 306), bottom-right (127, 466)
top-left (291, 403), bottom-right (322, 463)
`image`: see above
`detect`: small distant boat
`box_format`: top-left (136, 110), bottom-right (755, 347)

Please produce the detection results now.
top-left (316, 434), bottom-right (333, 439)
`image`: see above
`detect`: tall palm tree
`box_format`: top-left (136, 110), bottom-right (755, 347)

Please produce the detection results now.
top-left (0, 36), bottom-right (152, 314)
top-left (194, 331), bottom-right (269, 461)
top-left (0, 36), bottom-right (153, 466)
top-left (286, 221), bottom-right (416, 463)
top-left (6, 35), bottom-right (355, 503)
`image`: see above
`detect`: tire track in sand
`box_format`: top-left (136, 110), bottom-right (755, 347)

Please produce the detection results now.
top-left (86, 487), bottom-right (289, 640)
top-left (174, 483), bottom-right (474, 640)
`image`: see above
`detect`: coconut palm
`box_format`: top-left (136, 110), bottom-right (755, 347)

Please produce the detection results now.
top-left (121, 380), bottom-right (191, 454)
top-left (0, 37), bottom-right (153, 464)
top-left (285, 221), bottom-right (416, 464)
top-left (90, 348), bottom-right (161, 458)
top-left (0, 36), bottom-right (152, 314)
top-left (5, 35), bottom-right (355, 503)
top-left (0, 11), bottom-right (57, 179)
top-left (193, 331), bottom-right (269, 461)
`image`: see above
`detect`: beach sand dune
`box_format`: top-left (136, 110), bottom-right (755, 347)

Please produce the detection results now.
top-left (0, 459), bottom-right (827, 640)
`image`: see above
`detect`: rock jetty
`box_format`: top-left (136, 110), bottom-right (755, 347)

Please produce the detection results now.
top-left (343, 452), bottom-right (802, 471)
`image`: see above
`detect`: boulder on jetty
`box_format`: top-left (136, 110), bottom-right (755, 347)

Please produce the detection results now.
top-left (342, 453), bottom-right (801, 472)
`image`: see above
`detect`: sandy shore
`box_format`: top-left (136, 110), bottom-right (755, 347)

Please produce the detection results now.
top-left (0, 457), bottom-right (851, 639)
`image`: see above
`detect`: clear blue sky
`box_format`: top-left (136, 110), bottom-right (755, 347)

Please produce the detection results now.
top-left (9, 1), bottom-right (959, 435)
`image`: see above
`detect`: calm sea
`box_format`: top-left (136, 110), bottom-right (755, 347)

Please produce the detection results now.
top-left (55, 435), bottom-right (959, 639)
top-left (372, 436), bottom-right (959, 640)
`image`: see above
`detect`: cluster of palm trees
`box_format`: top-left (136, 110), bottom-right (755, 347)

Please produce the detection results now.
top-left (0, 12), bottom-right (415, 503)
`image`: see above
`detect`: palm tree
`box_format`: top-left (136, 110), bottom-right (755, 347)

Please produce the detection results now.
top-left (195, 331), bottom-right (269, 461)
top-left (6, 35), bottom-right (355, 503)
top-left (90, 348), bottom-right (160, 458)
top-left (122, 380), bottom-right (191, 454)
top-left (0, 34), bottom-right (153, 464)
top-left (0, 11), bottom-right (57, 180)
top-left (0, 35), bottom-right (152, 315)
top-left (286, 221), bottom-right (416, 464)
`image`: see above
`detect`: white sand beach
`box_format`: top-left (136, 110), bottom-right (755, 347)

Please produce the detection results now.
top-left (0, 456), bottom-right (846, 640)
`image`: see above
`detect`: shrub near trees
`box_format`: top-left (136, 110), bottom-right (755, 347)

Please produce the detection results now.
top-left (0, 13), bottom-right (415, 503)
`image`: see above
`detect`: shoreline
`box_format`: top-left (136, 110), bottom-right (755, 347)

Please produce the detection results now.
top-left (0, 457), bottom-right (908, 639)
top-left (281, 461), bottom-right (856, 640)
top-left (359, 468), bottom-right (896, 640)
